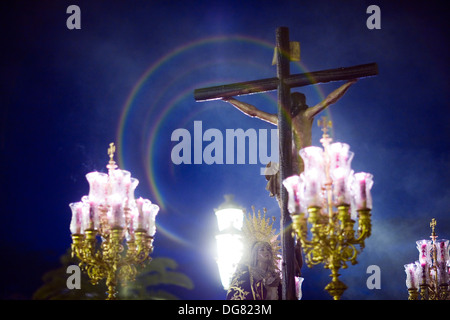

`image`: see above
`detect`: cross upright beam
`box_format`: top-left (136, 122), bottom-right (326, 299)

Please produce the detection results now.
top-left (274, 26), bottom-right (296, 300)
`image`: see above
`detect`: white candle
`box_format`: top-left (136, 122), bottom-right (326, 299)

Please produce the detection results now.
top-left (404, 263), bottom-right (417, 289)
top-left (110, 198), bottom-right (124, 228)
top-left (136, 197), bottom-right (145, 229)
top-left (76, 206), bottom-right (83, 232)
top-left (359, 178), bottom-right (367, 206)
top-left (353, 172), bottom-right (373, 209)
top-left (69, 202), bottom-right (83, 234)
top-left (146, 204), bottom-right (159, 236)
top-left (334, 176), bottom-right (346, 204)
top-left (283, 175), bottom-right (301, 214)
top-left (304, 170), bottom-right (323, 207)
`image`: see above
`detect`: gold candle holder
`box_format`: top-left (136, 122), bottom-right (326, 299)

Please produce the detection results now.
top-left (292, 205), bottom-right (371, 300)
top-left (69, 143), bottom-right (158, 300)
top-left (284, 117), bottom-right (373, 300)
top-left (405, 219), bottom-right (449, 300)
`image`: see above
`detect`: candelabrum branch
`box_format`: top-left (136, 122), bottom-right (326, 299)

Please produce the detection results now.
top-left (291, 205), bottom-right (372, 299)
top-left (408, 288), bottom-right (419, 300)
top-left (71, 227), bottom-right (153, 300)
top-left (69, 143), bottom-right (159, 300)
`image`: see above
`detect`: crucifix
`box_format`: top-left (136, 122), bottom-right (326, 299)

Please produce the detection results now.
top-left (194, 27), bottom-right (378, 300)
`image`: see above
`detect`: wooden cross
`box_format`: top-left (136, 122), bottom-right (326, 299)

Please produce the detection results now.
top-left (194, 27), bottom-right (378, 300)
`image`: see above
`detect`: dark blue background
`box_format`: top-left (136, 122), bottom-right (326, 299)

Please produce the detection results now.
top-left (1, 0), bottom-right (448, 300)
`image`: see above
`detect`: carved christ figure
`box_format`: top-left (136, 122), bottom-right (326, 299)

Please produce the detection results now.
top-left (221, 79), bottom-right (357, 201)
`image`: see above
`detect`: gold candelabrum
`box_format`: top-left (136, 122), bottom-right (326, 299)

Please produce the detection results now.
top-left (284, 117), bottom-right (373, 300)
top-left (69, 143), bottom-right (159, 299)
top-left (405, 218), bottom-right (450, 300)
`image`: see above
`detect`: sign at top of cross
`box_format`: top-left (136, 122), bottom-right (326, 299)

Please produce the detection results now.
top-left (194, 29), bottom-right (377, 102)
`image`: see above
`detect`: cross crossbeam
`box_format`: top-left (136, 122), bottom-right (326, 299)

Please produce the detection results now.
top-left (194, 63), bottom-right (378, 101)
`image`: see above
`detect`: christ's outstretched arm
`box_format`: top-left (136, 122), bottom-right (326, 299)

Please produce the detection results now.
top-left (222, 79), bottom-right (357, 125)
top-left (222, 97), bottom-right (278, 125)
top-left (304, 79), bottom-right (357, 120)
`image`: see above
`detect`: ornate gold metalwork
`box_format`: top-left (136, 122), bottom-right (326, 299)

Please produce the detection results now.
top-left (406, 219), bottom-right (450, 300)
top-left (70, 143), bottom-right (155, 300)
top-left (71, 226), bottom-right (153, 299)
top-left (292, 206), bottom-right (371, 300)
top-left (290, 117), bottom-right (372, 300)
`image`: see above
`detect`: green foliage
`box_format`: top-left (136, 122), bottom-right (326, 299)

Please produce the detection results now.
top-left (118, 257), bottom-right (194, 300)
top-left (33, 249), bottom-right (194, 300)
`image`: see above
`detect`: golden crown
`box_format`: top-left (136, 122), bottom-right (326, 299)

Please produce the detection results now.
top-left (241, 206), bottom-right (281, 268)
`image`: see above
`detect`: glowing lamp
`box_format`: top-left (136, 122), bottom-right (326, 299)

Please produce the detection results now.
top-left (69, 143), bottom-right (159, 299)
top-left (214, 195), bottom-right (245, 290)
top-left (405, 219), bottom-right (450, 300)
top-left (284, 117), bottom-right (374, 300)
